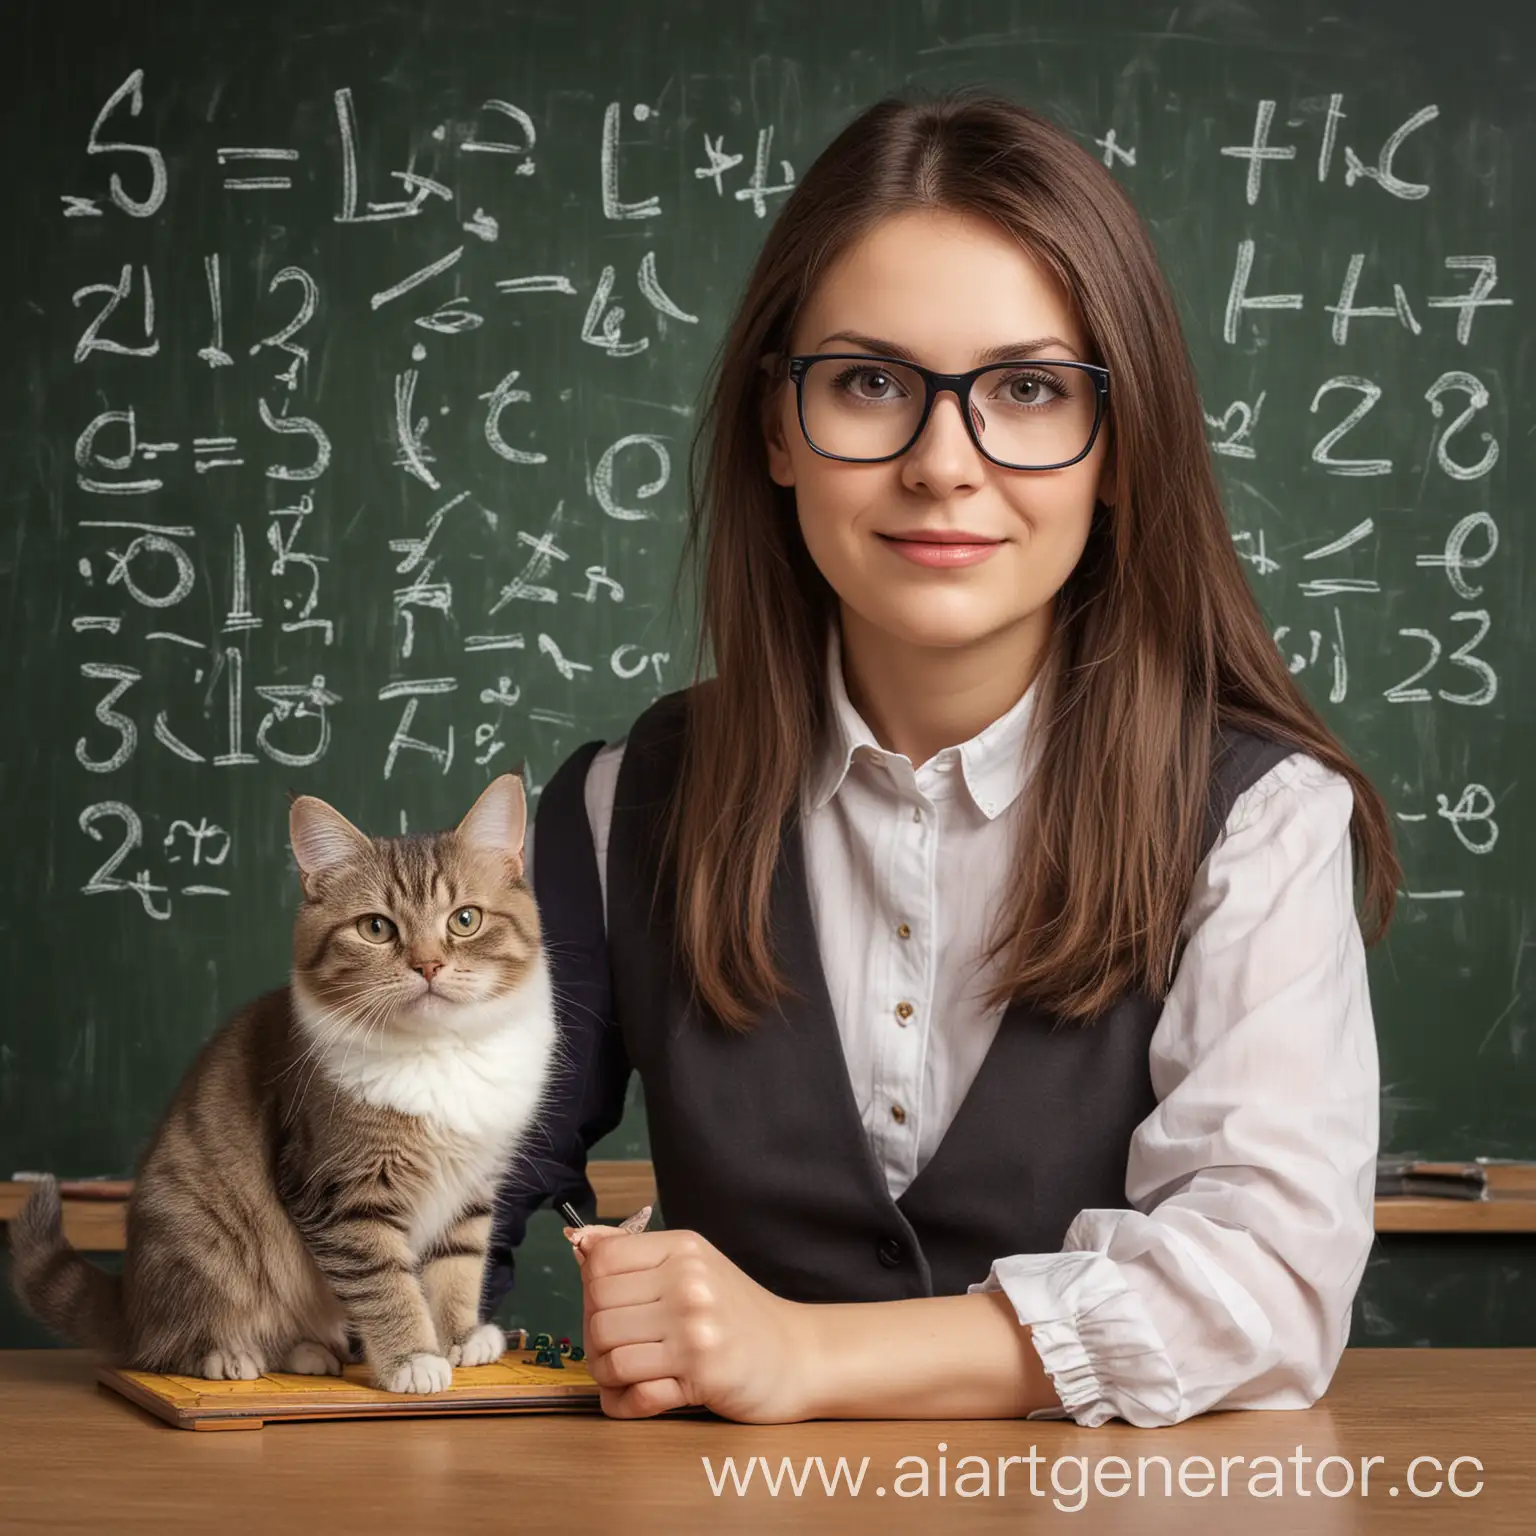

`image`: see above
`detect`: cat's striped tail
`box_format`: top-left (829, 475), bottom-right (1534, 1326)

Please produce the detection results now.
top-left (8, 1175), bottom-right (126, 1354)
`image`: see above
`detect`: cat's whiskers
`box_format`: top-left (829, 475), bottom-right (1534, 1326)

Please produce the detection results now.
top-left (544, 976), bottom-right (611, 1031)
top-left (319, 976), bottom-right (412, 1034)
top-left (311, 976), bottom-right (404, 1018)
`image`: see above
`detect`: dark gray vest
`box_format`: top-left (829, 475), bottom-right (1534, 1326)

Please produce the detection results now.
top-left (604, 689), bottom-right (1292, 1303)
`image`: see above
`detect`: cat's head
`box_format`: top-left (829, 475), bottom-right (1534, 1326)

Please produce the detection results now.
top-left (287, 775), bottom-right (539, 1034)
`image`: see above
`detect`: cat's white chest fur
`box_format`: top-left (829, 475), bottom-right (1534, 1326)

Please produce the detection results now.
top-left (292, 958), bottom-right (558, 1235)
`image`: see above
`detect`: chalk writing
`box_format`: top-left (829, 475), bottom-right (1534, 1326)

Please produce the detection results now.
top-left (1211, 89), bottom-right (1512, 906)
top-left (48, 67), bottom-right (1515, 931)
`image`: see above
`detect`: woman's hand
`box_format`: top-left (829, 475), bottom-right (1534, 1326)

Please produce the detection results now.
top-left (567, 1224), bottom-right (817, 1422)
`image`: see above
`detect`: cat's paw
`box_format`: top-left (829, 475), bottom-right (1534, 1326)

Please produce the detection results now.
top-left (282, 1341), bottom-right (343, 1376)
top-left (377, 1352), bottom-right (454, 1394)
top-left (200, 1348), bottom-right (266, 1381)
top-left (446, 1323), bottom-right (506, 1368)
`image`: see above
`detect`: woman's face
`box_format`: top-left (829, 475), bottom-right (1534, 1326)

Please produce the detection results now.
top-left (765, 208), bottom-right (1111, 655)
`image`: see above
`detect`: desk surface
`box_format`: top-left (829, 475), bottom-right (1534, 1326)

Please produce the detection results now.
top-left (0, 1349), bottom-right (1528, 1534)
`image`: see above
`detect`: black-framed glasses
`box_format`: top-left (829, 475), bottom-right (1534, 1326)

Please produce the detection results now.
top-left (785, 353), bottom-right (1110, 471)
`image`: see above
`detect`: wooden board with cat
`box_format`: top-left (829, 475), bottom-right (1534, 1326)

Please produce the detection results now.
top-left (98, 1343), bottom-right (603, 1430)
top-left (9, 774), bottom-right (602, 1416)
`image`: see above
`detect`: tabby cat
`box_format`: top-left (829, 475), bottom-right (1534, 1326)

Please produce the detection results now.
top-left (9, 773), bottom-right (558, 1394)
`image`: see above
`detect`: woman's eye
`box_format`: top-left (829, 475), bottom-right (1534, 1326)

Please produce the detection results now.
top-left (450, 906), bottom-right (483, 936)
top-left (356, 914), bottom-right (397, 944)
top-left (997, 372), bottom-right (1064, 407)
top-left (833, 366), bottom-right (904, 401)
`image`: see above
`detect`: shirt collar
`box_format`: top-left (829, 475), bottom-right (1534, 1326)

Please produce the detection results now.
top-left (804, 620), bottom-right (1040, 821)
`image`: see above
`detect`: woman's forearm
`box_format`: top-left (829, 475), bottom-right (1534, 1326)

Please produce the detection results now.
top-left (793, 1289), bottom-right (1062, 1420)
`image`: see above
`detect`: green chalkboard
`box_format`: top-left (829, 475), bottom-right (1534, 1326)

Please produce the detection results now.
top-left (2, 0), bottom-right (1532, 1348)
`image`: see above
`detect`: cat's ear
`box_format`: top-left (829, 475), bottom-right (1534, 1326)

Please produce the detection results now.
top-left (456, 773), bottom-right (527, 873)
top-left (289, 795), bottom-right (371, 896)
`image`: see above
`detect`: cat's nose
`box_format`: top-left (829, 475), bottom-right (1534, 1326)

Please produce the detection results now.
top-left (412, 958), bottom-right (445, 982)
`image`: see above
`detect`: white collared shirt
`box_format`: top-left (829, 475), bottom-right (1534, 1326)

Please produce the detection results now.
top-left (551, 625), bottom-right (1379, 1429)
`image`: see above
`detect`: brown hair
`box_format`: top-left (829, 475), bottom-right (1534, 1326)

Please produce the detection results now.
top-left (661, 87), bottom-right (1399, 1031)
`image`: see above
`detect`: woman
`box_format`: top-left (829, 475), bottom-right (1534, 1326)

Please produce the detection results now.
top-left (484, 88), bottom-right (1395, 1429)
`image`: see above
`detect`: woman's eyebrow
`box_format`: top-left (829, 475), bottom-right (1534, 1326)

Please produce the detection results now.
top-left (813, 331), bottom-right (1078, 365)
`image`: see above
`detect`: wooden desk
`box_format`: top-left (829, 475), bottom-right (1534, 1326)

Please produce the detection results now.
top-left (0, 1349), bottom-right (1528, 1533)
top-left (7, 1169), bottom-right (1536, 1248)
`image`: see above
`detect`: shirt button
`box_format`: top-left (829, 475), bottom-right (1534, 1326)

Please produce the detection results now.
top-left (894, 1000), bottom-right (913, 1023)
top-left (912, 807), bottom-right (922, 822)
top-left (890, 1102), bottom-right (906, 1124)
top-left (896, 922), bottom-right (911, 940)
top-left (877, 1236), bottom-right (905, 1268)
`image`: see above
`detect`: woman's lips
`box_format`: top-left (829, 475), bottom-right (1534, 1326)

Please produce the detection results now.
top-left (878, 534), bottom-right (1003, 568)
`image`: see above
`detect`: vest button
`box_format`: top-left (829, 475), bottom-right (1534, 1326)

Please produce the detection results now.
top-left (877, 1236), bottom-right (905, 1268)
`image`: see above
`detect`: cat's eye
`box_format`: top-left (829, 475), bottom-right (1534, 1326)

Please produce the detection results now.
top-left (356, 914), bottom-right (397, 944)
top-left (449, 906), bottom-right (483, 936)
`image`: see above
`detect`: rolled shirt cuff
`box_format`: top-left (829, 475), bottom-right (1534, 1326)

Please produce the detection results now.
top-left (969, 1249), bottom-right (1184, 1428)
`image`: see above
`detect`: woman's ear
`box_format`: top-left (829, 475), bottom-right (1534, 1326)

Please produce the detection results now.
top-left (759, 355), bottom-right (796, 488)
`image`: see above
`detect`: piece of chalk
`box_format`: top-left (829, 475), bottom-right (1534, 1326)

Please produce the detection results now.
top-left (561, 1204), bottom-right (654, 1248)
top-left (617, 1204), bottom-right (653, 1234)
